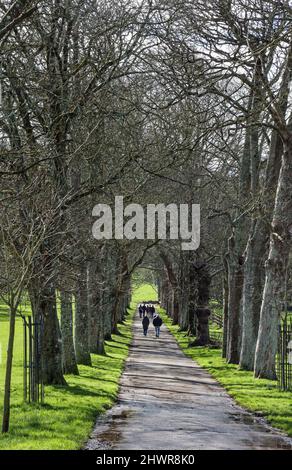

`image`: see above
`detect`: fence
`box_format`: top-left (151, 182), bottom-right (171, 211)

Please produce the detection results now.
top-left (22, 316), bottom-right (44, 403)
top-left (211, 311), bottom-right (223, 328)
top-left (276, 320), bottom-right (292, 391)
top-left (209, 330), bottom-right (223, 345)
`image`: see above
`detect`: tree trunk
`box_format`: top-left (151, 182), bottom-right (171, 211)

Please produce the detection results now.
top-left (96, 304), bottom-right (106, 355)
top-left (225, 92), bottom-right (252, 363)
top-left (222, 254), bottom-right (229, 358)
top-left (2, 306), bottom-right (17, 433)
top-left (88, 261), bottom-right (99, 354)
top-left (241, 44), bottom-right (292, 377)
top-left (226, 233), bottom-right (245, 363)
top-left (89, 282), bottom-right (105, 356)
top-left (60, 291), bottom-right (79, 375)
top-left (254, 139), bottom-right (292, 379)
top-left (112, 254), bottom-right (128, 335)
top-left (240, 100), bottom-right (284, 370)
top-left (191, 307), bottom-right (211, 346)
top-left (101, 244), bottom-right (118, 341)
top-left (178, 251), bottom-right (190, 330)
top-left (103, 290), bottom-right (114, 341)
top-left (159, 249), bottom-right (179, 324)
top-left (189, 261), bottom-right (212, 346)
top-left (40, 284), bottom-right (66, 385)
top-left (172, 288), bottom-right (179, 325)
top-left (75, 263), bottom-right (91, 366)
top-left (239, 219), bottom-right (266, 369)
top-left (112, 293), bottom-right (122, 335)
top-left (29, 282), bottom-right (66, 385)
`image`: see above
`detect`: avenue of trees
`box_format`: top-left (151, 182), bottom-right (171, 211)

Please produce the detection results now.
top-left (0, 0), bottom-right (292, 432)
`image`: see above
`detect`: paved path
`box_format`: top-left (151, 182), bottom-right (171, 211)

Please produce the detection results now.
top-left (85, 313), bottom-right (292, 450)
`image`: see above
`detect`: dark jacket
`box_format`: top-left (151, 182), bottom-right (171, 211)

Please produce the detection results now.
top-left (153, 316), bottom-right (162, 327)
top-left (142, 316), bottom-right (150, 328)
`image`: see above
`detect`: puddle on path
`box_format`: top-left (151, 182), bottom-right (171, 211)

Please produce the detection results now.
top-left (229, 411), bottom-right (292, 449)
top-left (230, 412), bottom-right (258, 425)
top-left (85, 407), bottom-right (134, 450)
top-left (97, 426), bottom-right (121, 447)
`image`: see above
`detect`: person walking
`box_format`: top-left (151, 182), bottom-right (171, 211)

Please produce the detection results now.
top-left (142, 315), bottom-right (150, 336)
top-left (153, 314), bottom-right (163, 338)
top-left (138, 304), bottom-right (143, 318)
top-left (142, 304), bottom-right (146, 317)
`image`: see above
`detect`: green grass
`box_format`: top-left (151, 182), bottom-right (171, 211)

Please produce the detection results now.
top-left (0, 285), bottom-right (152, 450)
top-left (160, 308), bottom-right (292, 437)
top-left (133, 283), bottom-right (158, 302)
top-left (5, 282), bottom-right (289, 447)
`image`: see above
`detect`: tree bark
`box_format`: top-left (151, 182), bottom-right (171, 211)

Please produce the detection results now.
top-left (178, 251), bottom-right (190, 330)
top-left (40, 284), bottom-right (66, 385)
top-left (254, 138), bottom-right (292, 379)
top-left (172, 288), bottom-right (179, 325)
top-left (225, 91), bottom-right (253, 363)
top-left (88, 261), bottom-right (99, 354)
top-left (189, 261), bottom-right (212, 346)
top-left (60, 291), bottom-right (79, 375)
top-left (2, 306), bottom-right (17, 433)
top-left (192, 307), bottom-right (211, 346)
top-left (75, 263), bottom-right (91, 366)
top-left (222, 253), bottom-right (229, 358)
top-left (239, 219), bottom-right (266, 369)
top-left (226, 232), bottom-right (245, 363)
top-left (159, 249), bottom-right (180, 324)
top-left (240, 70), bottom-right (286, 370)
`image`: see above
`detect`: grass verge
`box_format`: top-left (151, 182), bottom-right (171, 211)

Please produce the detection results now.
top-left (0, 288), bottom-right (149, 450)
top-left (160, 308), bottom-right (292, 437)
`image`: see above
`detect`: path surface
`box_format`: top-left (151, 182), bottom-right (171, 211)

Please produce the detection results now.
top-left (85, 313), bottom-right (292, 450)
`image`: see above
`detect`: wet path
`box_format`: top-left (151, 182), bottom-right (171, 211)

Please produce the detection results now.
top-left (85, 312), bottom-right (292, 450)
